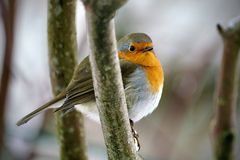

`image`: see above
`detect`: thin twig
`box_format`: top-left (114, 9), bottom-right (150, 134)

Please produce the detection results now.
top-left (211, 16), bottom-right (240, 160)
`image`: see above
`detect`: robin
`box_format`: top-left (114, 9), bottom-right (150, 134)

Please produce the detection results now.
top-left (16, 33), bottom-right (164, 149)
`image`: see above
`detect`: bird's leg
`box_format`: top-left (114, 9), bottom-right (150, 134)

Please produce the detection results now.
top-left (130, 119), bottom-right (140, 151)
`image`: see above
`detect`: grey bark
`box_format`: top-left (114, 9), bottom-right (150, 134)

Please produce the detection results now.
top-left (211, 16), bottom-right (240, 160)
top-left (81, 0), bottom-right (141, 159)
top-left (48, 0), bottom-right (88, 159)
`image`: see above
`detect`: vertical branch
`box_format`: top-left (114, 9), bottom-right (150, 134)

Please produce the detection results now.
top-left (211, 17), bottom-right (240, 160)
top-left (82, 0), bottom-right (140, 159)
top-left (48, 0), bottom-right (87, 159)
top-left (0, 0), bottom-right (16, 150)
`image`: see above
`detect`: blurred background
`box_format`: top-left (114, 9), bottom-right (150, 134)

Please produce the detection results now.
top-left (0, 0), bottom-right (240, 160)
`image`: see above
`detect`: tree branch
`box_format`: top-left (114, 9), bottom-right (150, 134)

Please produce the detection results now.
top-left (81, 0), bottom-right (140, 159)
top-left (211, 16), bottom-right (240, 160)
top-left (0, 0), bottom-right (16, 151)
top-left (48, 0), bottom-right (87, 159)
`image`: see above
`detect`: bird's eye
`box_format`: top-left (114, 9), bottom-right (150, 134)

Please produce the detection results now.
top-left (129, 45), bottom-right (135, 52)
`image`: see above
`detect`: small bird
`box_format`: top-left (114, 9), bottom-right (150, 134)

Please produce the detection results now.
top-left (17, 33), bottom-right (164, 127)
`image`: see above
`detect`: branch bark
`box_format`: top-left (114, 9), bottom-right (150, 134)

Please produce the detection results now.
top-left (48, 0), bottom-right (87, 159)
top-left (82, 0), bottom-right (140, 159)
top-left (0, 0), bottom-right (16, 151)
top-left (211, 16), bottom-right (240, 160)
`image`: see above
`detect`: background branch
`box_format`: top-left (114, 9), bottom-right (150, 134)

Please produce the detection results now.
top-left (82, 0), bottom-right (141, 159)
top-left (48, 0), bottom-right (87, 159)
top-left (211, 16), bottom-right (240, 160)
top-left (0, 0), bottom-right (16, 151)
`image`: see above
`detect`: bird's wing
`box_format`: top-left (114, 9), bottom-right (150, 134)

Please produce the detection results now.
top-left (56, 57), bottom-right (138, 113)
top-left (16, 56), bottom-right (138, 126)
top-left (55, 56), bottom-right (95, 112)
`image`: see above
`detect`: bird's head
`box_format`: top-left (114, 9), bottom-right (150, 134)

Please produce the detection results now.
top-left (118, 33), bottom-right (160, 67)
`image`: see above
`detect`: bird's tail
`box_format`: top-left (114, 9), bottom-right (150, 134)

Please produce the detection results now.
top-left (16, 91), bottom-right (66, 126)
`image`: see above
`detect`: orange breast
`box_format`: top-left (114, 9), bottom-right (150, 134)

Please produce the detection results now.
top-left (118, 46), bottom-right (164, 93)
top-left (143, 65), bottom-right (164, 93)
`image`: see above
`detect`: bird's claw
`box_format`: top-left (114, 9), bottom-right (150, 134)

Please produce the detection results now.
top-left (130, 119), bottom-right (140, 151)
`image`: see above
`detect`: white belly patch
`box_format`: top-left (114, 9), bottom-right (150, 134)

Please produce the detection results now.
top-left (128, 85), bottom-right (163, 122)
top-left (75, 102), bottom-right (100, 122)
top-left (75, 85), bottom-right (163, 123)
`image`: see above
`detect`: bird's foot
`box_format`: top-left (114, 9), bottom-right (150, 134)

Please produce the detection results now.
top-left (130, 119), bottom-right (140, 151)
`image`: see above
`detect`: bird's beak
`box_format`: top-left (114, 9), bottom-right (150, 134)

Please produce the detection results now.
top-left (143, 46), bottom-right (153, 52)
